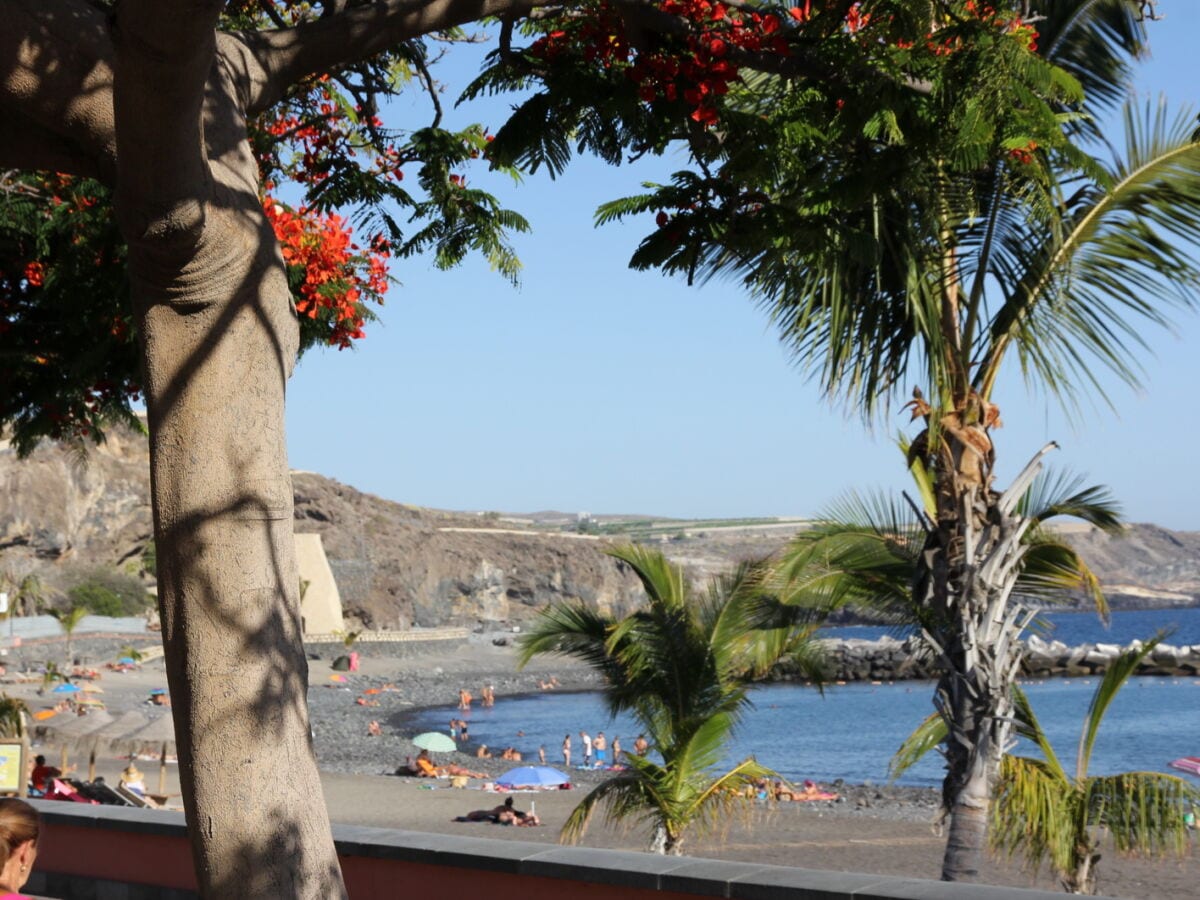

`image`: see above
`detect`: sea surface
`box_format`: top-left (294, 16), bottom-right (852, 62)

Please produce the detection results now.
top-left (819, 606), bottom-right (1200, 646)
top-left (410, 607), bottom-right (1200, 789)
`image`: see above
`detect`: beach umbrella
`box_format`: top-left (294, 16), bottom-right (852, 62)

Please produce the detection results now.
top-left (126, 715), bottom-right (177, 795)
top-left (117, 657), bottom-right (135, 666)
top-left (411, 732), bottom-right (457, 753)
top-left (52, 683), bottom-right (80, 694)
top-left (148, 688), bottom-right (167, 696)
top-left (76, 697), bottom-right (106, 708)
top-left (49, 710), bottom-right (115, 781)
top-left (94, 710), bottom-right (151, 761)
top-left (495, 766), bottom-right (570, 788)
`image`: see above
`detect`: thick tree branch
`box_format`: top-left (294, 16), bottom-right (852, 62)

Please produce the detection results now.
top-left (111, 0), bottom-right (224, 244)
top-left (0, 107), bottom-right (107, 180)
top-left (237, 0), bottom-right (554, 116)
top-left (0, 0), bottom-right (118, 176)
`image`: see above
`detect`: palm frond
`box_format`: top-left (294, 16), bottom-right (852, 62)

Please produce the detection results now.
top-left (1076, 633), bottom-right (1165, 777)
top-left (977, 99), bottom-right (1200, 411)
top-left (992, 754), bottom-right (1079, 877)
top-left (1011, 685), bottom-right (1068, 782)
top-left (1087, 770), bottom-right (1200, 858)
top-left (889, 711), bottom-right (946, 782)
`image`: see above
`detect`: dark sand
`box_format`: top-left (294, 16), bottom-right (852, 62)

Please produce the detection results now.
top-left (14, 634), bottom-right (1199, 899)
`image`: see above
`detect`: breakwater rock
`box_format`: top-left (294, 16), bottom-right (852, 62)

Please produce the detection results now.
top-left (768, 635), bottom-right (1200, 683)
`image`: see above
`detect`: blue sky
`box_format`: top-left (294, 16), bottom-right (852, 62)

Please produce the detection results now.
top-left (286, 6), bottom-right (1200, 529)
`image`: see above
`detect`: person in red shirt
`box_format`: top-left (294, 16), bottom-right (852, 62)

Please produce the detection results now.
top-left (28, 756), bottom-right (60, 796)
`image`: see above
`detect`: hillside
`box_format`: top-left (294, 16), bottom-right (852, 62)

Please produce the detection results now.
top-left (1, 426), bottom-right (1197, 628)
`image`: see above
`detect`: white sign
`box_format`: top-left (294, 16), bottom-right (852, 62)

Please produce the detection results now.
top-left (0, 593), bottom-right (7, 614)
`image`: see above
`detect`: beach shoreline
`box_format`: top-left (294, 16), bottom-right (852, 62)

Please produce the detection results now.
top-left (11, 634), bottom-right (1199, 899)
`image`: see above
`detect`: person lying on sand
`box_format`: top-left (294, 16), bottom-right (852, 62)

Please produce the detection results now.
top-left (454, 797), bottom-right (540, 827)
top-left (412, 749), bottom-right (487, 779)
top-left (781, 779), bottom-right (839, 802)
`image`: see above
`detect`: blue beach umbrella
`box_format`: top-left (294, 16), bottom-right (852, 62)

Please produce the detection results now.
top-left (495, 766), bottom-right (570, 788)
top-left (52, 683), bottom-right (80, 694)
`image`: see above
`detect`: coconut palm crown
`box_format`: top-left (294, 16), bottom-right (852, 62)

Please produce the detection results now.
top-left (517, 544), bottom-right (825, 854)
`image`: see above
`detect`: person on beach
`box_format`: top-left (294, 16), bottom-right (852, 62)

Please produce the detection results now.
top-left (562, 734), bottom-right (571, 767)
top-left (0, 799), bottom-right (40, 900)
top-left (449, 720), bottom-right (458, 741)
top-left (592, 732), bottom-right (607, 767)
top-left (538, 746), bottom-right (546, 764)
top-left (481, 684), bottom-right (495, 708)
top-left (633, 734), bottom-right (648, 756)
top-left (28, 756), bottom-right (62, 797)
top-left (580, 731), bottom-right (592, 767)
top-left (367, 720), bottom-right (382, 737)
top-left (475, 745), bottom-right (492, 759)
top-left (458, 720), bottom-right (469, 743)
top-left (458, 689), bottom-right (472, 710)
top-left (611, 736), bottom-right (621, 764)
top-left (120, 765), bottom-right (147, 796)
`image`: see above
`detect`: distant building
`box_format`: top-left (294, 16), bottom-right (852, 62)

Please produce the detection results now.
top-left (295, 533), bottom-right (345, 635)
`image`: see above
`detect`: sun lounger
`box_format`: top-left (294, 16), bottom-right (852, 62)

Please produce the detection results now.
top-left (115, 785), bottom-right (163, 809)
top-left (66, 778), bottom-right (133, 806)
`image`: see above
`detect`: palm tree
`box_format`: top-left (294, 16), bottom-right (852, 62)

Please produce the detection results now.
top-left (992, 635), bottom-right (1200, 894)
top-left (776, 460), bottom-right (1124, 880)
top-left (48, 603), bottom-right (90, 665)
top-left (628, 1), bottom-right (1200, 881)
top-left (517, 544), bottom-right (825, 854)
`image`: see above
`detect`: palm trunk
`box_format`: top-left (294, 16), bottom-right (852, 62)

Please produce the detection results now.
top-left (917, 423), bottom-right (1051, 881)
top-left (1065, 842), bottom-right (1100, 894)
top-left (120, 35), bottom-right (346, 895)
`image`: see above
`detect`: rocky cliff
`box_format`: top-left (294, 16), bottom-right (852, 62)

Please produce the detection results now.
top-left (2, 426), bottom-right (1198, 627)
top-left (0, 427), bottom-right (644, 628)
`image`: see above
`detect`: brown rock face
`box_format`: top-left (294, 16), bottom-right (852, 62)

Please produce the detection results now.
top-left (0, 426), bottom-right (643, 627)
top-left (5, 426), bottom-right (1199, 622)
top-left (0, 427), bottom-right (153, 568)
top-left (290, 475), bottom-right (644, 628)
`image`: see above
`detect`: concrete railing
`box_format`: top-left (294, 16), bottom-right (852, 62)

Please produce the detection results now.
top-left (26, 801), bottom-right (1109, 900)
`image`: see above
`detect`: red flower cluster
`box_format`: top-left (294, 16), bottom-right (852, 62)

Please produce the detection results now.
top-left (260, 76), bottom-right (399, 187)
top-left (1007, 140), bottom-right (1038, 165)
top-left (529, 0), bottom-right (797, 127)
top-left (262, 196), bottom-right (389, 349)
top-left (963, 1), bottom-right (1038, 51)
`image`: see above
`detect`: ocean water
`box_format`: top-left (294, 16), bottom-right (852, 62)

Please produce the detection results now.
top-left (410, 677), bottom-right (1200, 788)
top-left (820, 605), bottom-right (1200, 647)
top-left (410, 606), bottom-right (1200, 788)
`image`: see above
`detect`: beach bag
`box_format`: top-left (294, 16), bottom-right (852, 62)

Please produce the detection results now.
top-left (331, 655), bottom-right (351, 671)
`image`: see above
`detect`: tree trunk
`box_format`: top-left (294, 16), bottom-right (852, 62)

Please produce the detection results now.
top-left (136, 206), bottom-right (345, 896)
top-left (1065, 842), bottom-right (1099, 895)
top-left (650, 824), bottom-right (668, 854)
top-left (117, 25), bottom-right (346, 895)
top-left (916, 419), bottom-right (1048, 882)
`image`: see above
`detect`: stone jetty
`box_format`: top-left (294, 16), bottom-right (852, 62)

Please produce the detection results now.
top-left (768, 634), bottom-right (1200, 683)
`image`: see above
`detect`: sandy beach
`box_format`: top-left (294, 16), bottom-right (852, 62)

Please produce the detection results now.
top-left (11, 634), bottom-right (1199, 899)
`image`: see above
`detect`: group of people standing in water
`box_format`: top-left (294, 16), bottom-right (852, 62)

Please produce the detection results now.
top-left (561, 730), bottom-right (648, 768)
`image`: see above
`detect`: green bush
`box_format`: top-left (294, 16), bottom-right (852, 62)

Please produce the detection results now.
top-left (66, 568), bottom-right (152, 618)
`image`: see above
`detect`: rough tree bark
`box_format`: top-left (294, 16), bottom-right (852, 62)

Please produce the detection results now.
top-left (112, 3), bottom-right (345, 895)
top-left (915, 428), bottom-right (1053, 882)
top-left (3, 0), bottom-right (548, 894)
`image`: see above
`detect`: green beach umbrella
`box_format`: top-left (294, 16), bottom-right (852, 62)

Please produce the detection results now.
top-left (411, 732), bottom-right (457, 753)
